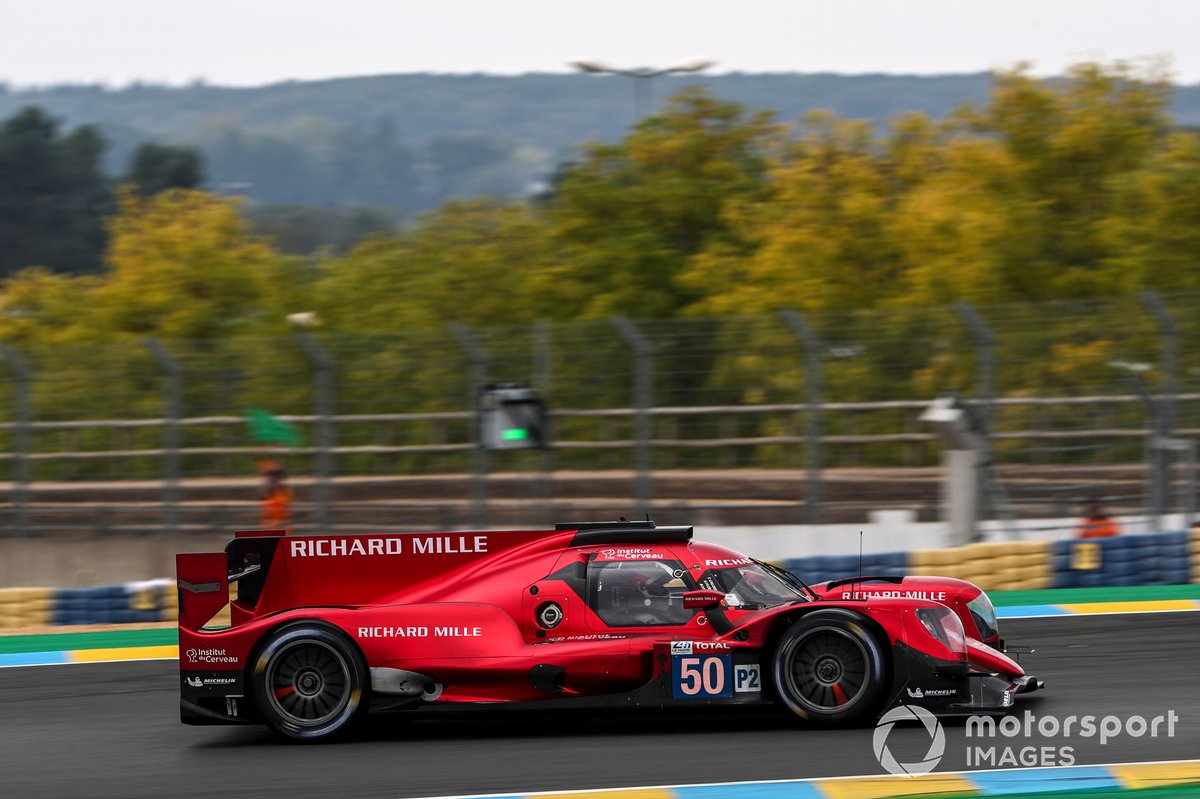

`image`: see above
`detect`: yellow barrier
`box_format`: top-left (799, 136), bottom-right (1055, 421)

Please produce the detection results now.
top-left (0, 586), bottom-right (54, 628)
top-left (909, 540), bottom-right (1051, 591)
top-left (1191, 530), bottom-right (1200, 583)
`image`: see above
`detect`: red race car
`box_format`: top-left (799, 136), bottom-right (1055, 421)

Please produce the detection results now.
top-left (177, 520), bottom-right (1042, 740)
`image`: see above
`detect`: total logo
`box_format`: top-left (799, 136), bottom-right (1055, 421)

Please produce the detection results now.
top-left (184, 647), bottom-right (239, 664)
top-left (670, 641), bottom-right (731, 655)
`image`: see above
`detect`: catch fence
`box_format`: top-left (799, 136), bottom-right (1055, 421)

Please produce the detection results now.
top-left (1, 292), bottom-right (1197, 535)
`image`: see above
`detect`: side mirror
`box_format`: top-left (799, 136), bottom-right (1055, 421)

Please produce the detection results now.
top-left (682, 589), bottom-right (725, 610)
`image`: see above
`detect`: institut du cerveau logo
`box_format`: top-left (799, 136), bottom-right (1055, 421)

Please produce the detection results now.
top-left (873, 704), bottom-right (946, 776)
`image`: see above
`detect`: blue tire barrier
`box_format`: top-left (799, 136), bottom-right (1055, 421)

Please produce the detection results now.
top-left (45, 580), bottom-right (175, 627)
top-left (1052, 531), bottom-right (1192, 589)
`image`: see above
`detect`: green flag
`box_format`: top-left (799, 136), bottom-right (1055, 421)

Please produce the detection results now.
top-left (244, 407), bottom-right (304, 447)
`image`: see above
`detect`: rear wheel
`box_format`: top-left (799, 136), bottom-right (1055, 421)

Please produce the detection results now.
top-left (252, 624), bottom-right (367, 741)
top-left (772, 612), bottom-right (886, 725)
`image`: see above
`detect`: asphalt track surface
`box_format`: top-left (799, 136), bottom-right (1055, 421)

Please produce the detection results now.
top-left (2, 613), bottom-right (1198, 799)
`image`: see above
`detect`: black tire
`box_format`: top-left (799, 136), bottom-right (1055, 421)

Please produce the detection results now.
top-left (251, 624), bottom-right (368, 741)
top-left (772, 611), bottom-right (886, 725)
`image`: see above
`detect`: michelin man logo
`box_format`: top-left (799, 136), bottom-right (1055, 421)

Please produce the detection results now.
top-left (872, 704), bottom-right (945, 776)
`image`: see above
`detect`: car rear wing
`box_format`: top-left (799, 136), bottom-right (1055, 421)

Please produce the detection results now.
top-left (177, 529), bottom-right (287, 631)
top-left (176, 552), bottom-right (230, 632)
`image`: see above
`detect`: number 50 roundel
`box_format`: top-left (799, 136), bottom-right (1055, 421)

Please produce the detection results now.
top-left (672, 654), bottom-right (733, 698)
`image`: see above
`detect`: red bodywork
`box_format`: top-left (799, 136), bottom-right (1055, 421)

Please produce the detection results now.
top-left (177, 524), bottom-right (1038, 730)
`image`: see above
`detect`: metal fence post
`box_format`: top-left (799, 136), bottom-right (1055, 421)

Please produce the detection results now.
top-left (450, 324), bottom-right (490, 529)
top-left (778, 310), bottom-right (823, 525)
top-left (953, 304), bottom-right (996, 431)
top-left (1139, 291), bottom-right (1178, 521)
top-left (0, 346), bottom-right (31, 536)
top-left (1181, 440), bottom-right (1197, 532)
top-left (1138, 291), bottom-right (1179, 437)
top-left (611, 316), bottom-right (653, 517)
top-left (1128, 376), bottom-right (1166, 528)
top-left (954, 303), bottom-right (998, 520)
top-left (144, 338), bottom-right (182, 536)
top-left (296, 332), bottom-right (335, 531)
top-left (533, 320), bottom-right (554, 513)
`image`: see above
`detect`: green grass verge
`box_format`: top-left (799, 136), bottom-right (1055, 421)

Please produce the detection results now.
top-left (0, 627), bottom-right (177, 654)
top-left (990, 584), bottom-right (1200, 607)
top-left (926, 782), bottom-right (1200, 799)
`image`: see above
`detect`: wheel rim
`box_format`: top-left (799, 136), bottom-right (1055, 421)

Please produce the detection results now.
top-left (783, 625), bottom-right (870, 713)
top-left (264, 639), bottom-right (352, 728)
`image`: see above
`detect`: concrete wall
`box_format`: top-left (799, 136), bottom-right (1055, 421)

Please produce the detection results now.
top-left (698, 514), bottom-right (1175, 563)
top-left (0, 534), bottom-right (231, 588)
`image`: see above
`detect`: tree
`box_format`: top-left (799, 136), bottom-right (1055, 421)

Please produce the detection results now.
top-left (0, 106), bottom-right (111, 274)
top-left (682, 110), bottom-right (924, 316)
top-left (0, 267), bottom-right (93, 347)
top-left (312, 199), bottom-right (554, 331)
top-left (548, 88), bottom-right (777, 319)
top-left (91, 188), bottom-right (300, 340)
top-left (938, 61), bottom-right (1173, 301)
top-left (243, 204), bottom-right (397, 255)
top-left (123, 142), bottom-right (204, 195)
top-left (685, 62), bottom-right (1183, 316)
top-left (1099, 130), bottom-right (1200, 293)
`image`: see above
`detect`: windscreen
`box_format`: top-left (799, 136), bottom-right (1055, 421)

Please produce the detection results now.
top-left (967, 591), bottom-right (1000, 641)
top-left (698, 564), bottom-right (801, 610)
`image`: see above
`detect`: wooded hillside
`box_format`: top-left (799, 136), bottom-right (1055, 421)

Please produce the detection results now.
top-left (4, 71), bottom-right (1197, 215)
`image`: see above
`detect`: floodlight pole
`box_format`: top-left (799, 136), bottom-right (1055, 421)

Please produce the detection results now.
top-left (570, 60), bottom-right (716, 120)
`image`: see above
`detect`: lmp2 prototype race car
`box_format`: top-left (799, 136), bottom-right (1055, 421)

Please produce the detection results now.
top-left (177, 520), bottom-right (1043, 740)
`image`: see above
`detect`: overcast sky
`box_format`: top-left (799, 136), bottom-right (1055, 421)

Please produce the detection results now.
top-left (3, 0), bottom-right (1198, 88)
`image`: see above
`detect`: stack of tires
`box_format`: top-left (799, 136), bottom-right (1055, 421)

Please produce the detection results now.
top-left (160, 584), bottom-right (179, 621)
top-left (778, 551), bottom-right (907, 585)
top-left (51, 584), bottom-right (165, 625)
top-left (0, 587), bottom-right (54, 628)
top-left (1192, 529), bottom-right (1200, 581)
top-left (909, 541), bottom-right (1052, 591)
top-left (128, 579), bottom-right (177, 621)
top-left (1053, 531), bottom-right (1192, 588)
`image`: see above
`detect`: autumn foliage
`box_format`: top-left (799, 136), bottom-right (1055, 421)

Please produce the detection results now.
top-left (0, 62), bottom-right (1196, 422)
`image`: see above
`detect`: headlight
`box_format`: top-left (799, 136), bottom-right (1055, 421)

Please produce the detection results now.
top-left (916, 606), bottom-right (967, 660)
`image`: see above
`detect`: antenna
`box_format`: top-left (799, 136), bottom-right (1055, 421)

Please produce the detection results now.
top-left (856, 530), bottom-right (863, 601)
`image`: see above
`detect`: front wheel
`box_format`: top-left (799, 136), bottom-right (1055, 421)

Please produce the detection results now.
top-left (251, 624), bottom-right (368, 741)
top-left (772, 612), bottom-right (886, 725)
